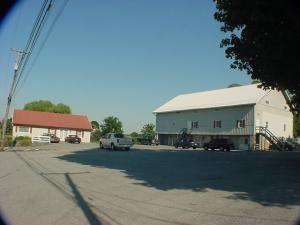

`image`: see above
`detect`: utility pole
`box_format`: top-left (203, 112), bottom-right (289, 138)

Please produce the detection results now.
top-left (1, 49), bottom-right (28, 150)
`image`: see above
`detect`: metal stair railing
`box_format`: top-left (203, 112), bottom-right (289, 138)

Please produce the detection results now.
top-left (255, 126), bottom-right (284, 150)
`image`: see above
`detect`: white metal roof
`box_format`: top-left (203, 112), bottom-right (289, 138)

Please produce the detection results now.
top-left (154, 84), bottom-right (270, 113)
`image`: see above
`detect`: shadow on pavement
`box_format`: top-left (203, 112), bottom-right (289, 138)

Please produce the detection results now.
top-left (65, 173), bottom-right (102, 225)
top-left (57, 147), bottom-right (300, 207)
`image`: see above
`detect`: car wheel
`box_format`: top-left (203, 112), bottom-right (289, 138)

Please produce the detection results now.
top-left (226, 148), bottom-right (230, 151)
top-left (204, 146), bottom-right (208, 151)
top-left (111, 143), bottom-right (115, 150)
top-left (193, 147), bottom-right (196, 149)
top-left (220, 147), bottom-right (224, 151)
top-left (99, 142), bottom-right (104, 149)
top-left (125, 147), bottom-right (130, 151)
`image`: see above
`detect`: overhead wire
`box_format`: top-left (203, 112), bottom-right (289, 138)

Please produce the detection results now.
top-left (12, 0), bottom-right (53, 96)
top-left (15, 0), bottom-right (70, 97)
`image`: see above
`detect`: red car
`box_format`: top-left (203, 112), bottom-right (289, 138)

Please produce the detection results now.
top-left (65, 135), bottom-right (81, 143)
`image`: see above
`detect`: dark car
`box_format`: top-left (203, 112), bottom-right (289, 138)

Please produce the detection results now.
top-left (138, 136), bottom-right (159, 145)
top-left (65, 135), bottom-right (81, 143)
top-left (174, 138), bottom-right (199, 149)
top-left (42, 133), bottom-right (60, 143)
top-left (203, 138), bottom-right (234, 151)
top-left (151, 138), bottom-right (159, 145)
top-left (282, 140), bottom-right (295, 151)
top-left (138, 136), bottom-right (152, 145)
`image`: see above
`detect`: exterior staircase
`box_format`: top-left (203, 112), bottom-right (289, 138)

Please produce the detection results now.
top-left (255, 126), bottom-right (284, 150)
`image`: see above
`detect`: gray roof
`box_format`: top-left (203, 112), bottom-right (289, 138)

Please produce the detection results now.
top-left (154, 84), bottom-right (270, 113)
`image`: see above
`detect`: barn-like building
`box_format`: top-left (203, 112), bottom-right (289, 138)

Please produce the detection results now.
top-left (154, 84), bottom-right (294, 150)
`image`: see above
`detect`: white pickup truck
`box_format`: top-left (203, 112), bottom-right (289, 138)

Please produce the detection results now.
top-left (99, 133), bottom-right (133, 150)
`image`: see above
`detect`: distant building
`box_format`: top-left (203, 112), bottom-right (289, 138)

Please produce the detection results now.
top-left (12, 109), bottom-right (92, 143)
top-left (154, 84), bottom-right (294, 150)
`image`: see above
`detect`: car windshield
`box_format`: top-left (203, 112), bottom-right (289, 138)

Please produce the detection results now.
top-left (115, 134), bottom-right (124, 138)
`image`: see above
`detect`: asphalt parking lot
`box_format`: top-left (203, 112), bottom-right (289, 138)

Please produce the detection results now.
top-left (0, 143), bottom-right (299, 225)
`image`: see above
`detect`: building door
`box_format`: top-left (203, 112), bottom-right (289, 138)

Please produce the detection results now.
top-left (60, 129), bottom-right (68, 140)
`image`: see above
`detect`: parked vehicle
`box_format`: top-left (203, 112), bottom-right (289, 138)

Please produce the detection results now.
top-left (174, 138), bottom-right (199, 149)
top-left (203, 138), bottom-right (234, 151)
top-left (173, 128), bottom-right (198, 149)
top-left (138, 136), bottom-right (159, 145)
top-left (152, 138), bottom-right (159, 145)
top-left (99, 133), bottom-right (133, 150)
top-left (42, 133), bottom-right (60, 143)
top-left (65, 135), bottom-right (81, 143)
top-left (282, 140), bottom-right (296, 151)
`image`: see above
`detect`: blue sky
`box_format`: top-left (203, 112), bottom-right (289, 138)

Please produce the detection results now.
top-left (0, 0), bottom-right (251, 133)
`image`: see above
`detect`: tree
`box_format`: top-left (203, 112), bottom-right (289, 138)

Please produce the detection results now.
top-left (100, 116), bottom-right (123, 136)
top-left (91, 121), bottom-right (100, 130)
top-left (130, 132), bottom-right (139, 139)
top-left (294, 115), bottom-right (300, 138)
top-left (227, 83), bottom-right (241, 88)
top-left (91, 129), bottom-right (102, 142)
top-left (23, 100), bottom-right (71, 114)
top-left (130, 132), bottom-right (140, 144)
top-left (53, 103), bottom-right (71, 114)
top-left (141, 123), bottom-right (155, 137)
top-left (251, 80), bottom-right (260, 84)
top-left (0, 118), bottom-right (12, 135)
top-left (214, 0), bottom-right (300, 112)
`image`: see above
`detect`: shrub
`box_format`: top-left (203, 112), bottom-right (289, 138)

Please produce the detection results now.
top-left (15, 136), bottom-right (32, 147)
top-left (0, 135), bottom-right (13, 147)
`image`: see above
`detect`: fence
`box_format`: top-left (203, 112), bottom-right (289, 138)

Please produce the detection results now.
top-left (32, 136), bottom-right (50, 143)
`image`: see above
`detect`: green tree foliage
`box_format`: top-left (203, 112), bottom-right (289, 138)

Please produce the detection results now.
top-left (251, 80), bottom-right (260, 84)
top-left (100, 116), bottom-right (123, 136)
top-left (214, 0), bottom-right (300, 112)
top-left (91, 121), bottom-right (100, 130)
top-left (91, 129), bottom-right (102, 142)
top-left (141, 123), bottom-right (155, 137)
top-left (227, 83), bottom-right (241, 88)
top-left (294, 115), bottom-right (300, 138)
top-left (0, 118), bottom-right (12, 135)
top-left (130, 132), bottom-right (140, 144)
top-left (23, 100), bottom-right (71, 114)
top-left (53, 103), bottom-right (71, 114)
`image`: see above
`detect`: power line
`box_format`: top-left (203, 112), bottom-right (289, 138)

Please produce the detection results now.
top-left (1, 0), bottom-right (57, 148)
top-left (15, 0), bottom-right (70, 97)
top-left (12, 0), bottom-right (54, 96)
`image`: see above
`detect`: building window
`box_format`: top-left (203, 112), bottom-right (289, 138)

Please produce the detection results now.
top-left (192, 121), bottom-right (198, 129)
top-left (76, 130), bottom-right (82, 137)
top-left (213, 120), bottom-right (221, 128)
top-left (266, 121), bottom-right (269, 128)
top-left (19, 126), bottom-right (29, 133)
top-left (284, 124), bottom-right (286, 132)
top-left (236, 120), bottom-right (245, 128)
top-left (48, 129), bottom-right (55, 134)
top-left (265, 100), bottom-right (269, 104)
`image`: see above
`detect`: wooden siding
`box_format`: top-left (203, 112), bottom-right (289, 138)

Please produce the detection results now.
top-left (156, 104), bottom-right (255, 136)
top-left (255, 91), bottom-right (293, 138)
